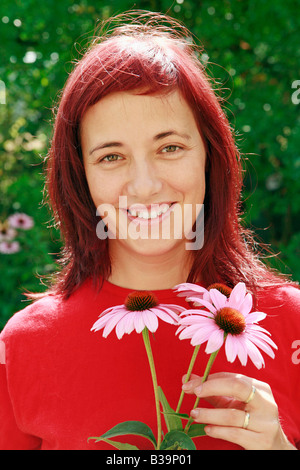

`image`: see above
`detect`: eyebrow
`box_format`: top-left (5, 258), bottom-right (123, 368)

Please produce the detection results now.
top-left (154, 130), bottom-right (191, 141)
top-left (89, 141), bottom-right (122, 155)
top-left (89, 130), bottom-right (191, 155)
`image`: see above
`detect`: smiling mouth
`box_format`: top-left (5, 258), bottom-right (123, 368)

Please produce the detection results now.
top-left (126, 203), bottom-right (175, 220)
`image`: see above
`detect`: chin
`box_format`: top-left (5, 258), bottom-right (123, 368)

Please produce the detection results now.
top-left (111, 237), bottom-right (187, 258)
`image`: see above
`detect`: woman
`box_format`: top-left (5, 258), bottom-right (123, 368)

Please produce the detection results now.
top-left (0, 11), bottom-right (299, 450)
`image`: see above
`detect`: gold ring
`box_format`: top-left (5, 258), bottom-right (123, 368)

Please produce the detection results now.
top-left (243, 412), bottom-right (250, 429)
top-left (245, 385), bottom-right (256, 404)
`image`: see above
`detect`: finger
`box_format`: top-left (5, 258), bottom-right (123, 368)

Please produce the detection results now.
top-left (182, 373), bottom-right (200, 384)
top-left (205, 372), bottom-right (251, 380)
top-left (190, 407), bottom-right (247, 428)
top-left (191, 376), bottom-right (258, 406)
top-left (204, 425), bottom-right (264, 450)
top-left (182, 374), bottom-right (202, 394)
top-left (200, 394), bottom-right (247, 410)
top-left (190, 407), bottom-right (276, 434)
top-left (203, 373), bottom-right (275, 407)
top-left (183, 371), bottom-right (240, 383)
top-left (182, 372), bottom-right (248, 391)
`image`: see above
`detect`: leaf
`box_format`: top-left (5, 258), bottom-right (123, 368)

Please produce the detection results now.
top-left (89, 437), bottom-right (139, 450)
top-left (163, 411), bottom-right (190, 420)
top-left (88, 420), bottom-right (157, 449)
top-left (187, 423), bottom-right (206, 438)
top-left (160, 430), bottom-right (196, 450)
top-left (158, 386), bottom-right (183, 431)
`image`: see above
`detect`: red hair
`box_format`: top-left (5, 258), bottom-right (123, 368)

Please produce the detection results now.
top-left (43, 11), bottom-right (290, 298)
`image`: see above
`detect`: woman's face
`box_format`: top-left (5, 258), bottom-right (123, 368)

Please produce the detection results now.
top-left (81, 90), bottom-right (206, 259)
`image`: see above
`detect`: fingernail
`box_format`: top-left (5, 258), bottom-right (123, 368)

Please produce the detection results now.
top-left (190, 409), bottom-right (198, 419)
top-left (182, 382), bottom-right (192, 391)
top-left (204, 426), bottom-right (211, 435)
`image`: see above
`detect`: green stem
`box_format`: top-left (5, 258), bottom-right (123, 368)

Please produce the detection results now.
top-left (142, 328), bottom-right (162, 450)
top-left (184, 348), bottom-right (220, 433)
top-left (175, 344), bottom-right (201, 413)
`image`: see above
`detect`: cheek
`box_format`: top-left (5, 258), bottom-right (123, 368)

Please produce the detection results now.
top-left (180, 167), bottom-right (206, 203)
top-left (85, 171), bottom-right (121, 207)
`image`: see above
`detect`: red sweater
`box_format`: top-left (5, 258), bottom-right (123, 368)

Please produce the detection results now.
top-left (0, 279), bottom-right (299, 450)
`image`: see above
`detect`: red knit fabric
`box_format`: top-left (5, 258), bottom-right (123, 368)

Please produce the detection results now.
top-left (0, 280), bottom-right (299, 450)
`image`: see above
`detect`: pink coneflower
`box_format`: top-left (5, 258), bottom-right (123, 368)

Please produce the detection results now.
top-left (177, 282), bottom-right (277, 369)
top-left (8, 213), bottom-right (34, 230)
top-left (174, 282), bottom-right (232, 305)
top-left (0, 225), bottom-right (17, 241)
top-left (91, 291), bottom-right (184, 339)
top-left (0, 241), bottom-right (20, 254)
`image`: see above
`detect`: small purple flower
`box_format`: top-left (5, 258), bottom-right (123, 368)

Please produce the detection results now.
top-left (8, 213), bottom-right (34, 230)
top-left (0, 225), bottom-right (17, 241)
top-left (0, 241), bottom-right (20, 254)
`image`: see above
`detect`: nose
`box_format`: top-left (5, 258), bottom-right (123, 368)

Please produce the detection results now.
top-left (126, 159), bottom-right (163, 201)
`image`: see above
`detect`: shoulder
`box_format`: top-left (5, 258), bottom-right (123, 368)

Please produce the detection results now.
top-left (1, 294), bottom-right (63, 343)
top-left (0, 294), bottom-right (62, 366)
top-left (0, 279), bottom-right (105, 368)
top-left (255, 284), bottom-right (300, 341)
top-left (0, 279), bottom-right (100, 345)
top-left (256, 284), bottom-right (300, 313)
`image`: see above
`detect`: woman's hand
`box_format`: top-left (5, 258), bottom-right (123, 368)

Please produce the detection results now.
top-left (182, 372), bottom-right (297, 450)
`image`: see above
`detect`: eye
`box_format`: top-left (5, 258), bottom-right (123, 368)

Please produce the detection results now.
top-left (100, 154), bottom-right (123, 163)
top-left (161, 145), bottom-right (182, 153)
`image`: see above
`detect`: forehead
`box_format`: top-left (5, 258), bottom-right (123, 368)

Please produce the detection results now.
top-left (80, 90), bottom-right (198, 140)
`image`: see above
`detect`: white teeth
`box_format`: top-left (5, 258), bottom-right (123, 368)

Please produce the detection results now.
top-left (128, 204), bottom-right (171, 219)
top-left (160, 205), bottom-right (170, 214)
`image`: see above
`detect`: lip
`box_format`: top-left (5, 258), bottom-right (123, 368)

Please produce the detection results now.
top-left (123, 202), bottom-right (177, 225)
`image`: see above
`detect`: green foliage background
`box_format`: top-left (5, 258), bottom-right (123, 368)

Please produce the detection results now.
top-left (0, 0), bottom-right (299, 328)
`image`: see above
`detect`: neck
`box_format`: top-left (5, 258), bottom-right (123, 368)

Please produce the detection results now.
top-left (108, 243), bottom-right (194, 290)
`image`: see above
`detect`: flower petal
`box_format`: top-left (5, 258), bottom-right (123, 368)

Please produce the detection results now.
top-left (238, 293), bottom-right (253, 316)
top-left (174, 283), bottom-right (209, 298)
top-left (244, 337), bottom-right (265, 369)
top-left (205, 328), bottom-right (225, 353)
top-left (122, 312), bottom-right (136, 335)
top-left (153, 306), bottom-right (180, 323)
top-left (178, 315), bottom-right (215, 341)
top-left (134, 312), bottom-right (146, 333)
top-left (249, 336), bottom-right (276, 359)
top-left (235, 336), bottom-right (250, 366)
top-left (246, 327), bottom-right (277, 356)
top-left (115, 315), bottom-right (128, 339)
top-left (228, 282), bottom-right (247, 309)
top-left (190, 323), bottom-right (217, 346)
top-left (245, 311), bottom-right (267, 324)
top-left (163, 304), bottom-right (186, 314)
top-left (208, 289), bottom-right (227, 311)
top-left (180, 309), bottom-right (214, 320)
top-left (185, 297), bottom-right (217, 314)
top-left (141, 310), bottom-right (159, 333)
top-left (102, 313), bottom-right (127, 337)
top-left (179, 324), bottom-right (205, 340)
top-left (224, 334), bottom-right (239, 363)
top-left (91, 309), bottom-right (127, 333)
